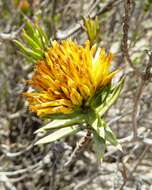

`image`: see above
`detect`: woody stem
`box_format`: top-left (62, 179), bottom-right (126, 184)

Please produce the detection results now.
top-left (64, 128), bottom-right (92, 167)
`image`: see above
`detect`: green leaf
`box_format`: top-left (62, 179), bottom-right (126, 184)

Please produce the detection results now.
top-left (35, 126), bottom-right (80, 145)
top-left (20, 51), bottom-right (35, 64)
top-left (96, 77), bottom-right (125, 116)
top-left (90, 113), bottom-right (105, 139)
top-left (36, 26), bottom-right (49, 49)
top-left (86, 109), bottom-right (96, 126)
top-left (90, 112), bottom-right (122, 152)
top-left (105, 126), bottom-right (118, 146)
top-left (90, 84), bottom-right (111, 108)
top-left (35, 115), bottom-right (85, 133)
top-left (93, 131), bottom-right (106, 162)
top-left (21, 31), bottom-right (44, 55)
top-left (33, 27), bottom-right (45, 48)
top-left (24, 19), bottom-right (49, 50)
top-left (14, 40), bottom-right (42, 60)
top-left (25, 19), bottom-right (35, 38)
top-left (22, 29), bottom-right (41, 49)
top-left (25, 20), bottom-right (42, 47)
top-left (105, 124), bottom-right (122, 151)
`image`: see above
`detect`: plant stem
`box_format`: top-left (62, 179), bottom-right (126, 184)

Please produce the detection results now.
top-left (64, 129), bottom-right (92, 167)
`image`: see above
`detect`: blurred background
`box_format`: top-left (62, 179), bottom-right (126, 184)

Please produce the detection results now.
top-left (0, 0), bottom-right (152, 189)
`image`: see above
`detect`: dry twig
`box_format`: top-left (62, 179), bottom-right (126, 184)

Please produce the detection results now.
top-left (119, 145), bottom-right (149, 190)
top-left (0, 25), bottom-right (24, 41)
top-left (56, 0), bottom-right (121, 39)
top-left (123, 0), bottom-right (152, 139)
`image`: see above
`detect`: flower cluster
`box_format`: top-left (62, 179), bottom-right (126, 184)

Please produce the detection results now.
top-left (24, 40), bottom-right (117, 117)
top-left (15, 20), bottom-right (124, 161)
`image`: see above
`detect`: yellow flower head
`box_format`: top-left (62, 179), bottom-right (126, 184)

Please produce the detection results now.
top-left (24, 40), bottom-right (118, 116)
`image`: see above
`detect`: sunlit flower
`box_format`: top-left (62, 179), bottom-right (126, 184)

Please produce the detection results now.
top-left (24, 40), bottom-right (118, 116)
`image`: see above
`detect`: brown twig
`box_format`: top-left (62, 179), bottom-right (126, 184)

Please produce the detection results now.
top-left (123, 0), bottom-right (142, 78)
top-left (123, 0), bottom-right (152, 139)
top-left (0, 25), bottom-right (24, 41)
top-left (119, 145), bottom-right (149, 190)
top-left (64, 129), bottom-right (92, 167)
top-left (132, 51), bottom-right (152, 138)
top-left (50, 0), bottom-right (57, 39)
top-left (132, 79), bottom-right (145, 138)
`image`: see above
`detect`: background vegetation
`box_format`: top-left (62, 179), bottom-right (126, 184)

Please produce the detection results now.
top-left (0, 0), bottom-right (152, 189)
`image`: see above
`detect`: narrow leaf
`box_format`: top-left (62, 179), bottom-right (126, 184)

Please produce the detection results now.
top-left (97, 77), bottom-right (125, 116)
top-left (105, 126), bottom-right (118, 146)
top-left (93, 131), bottom-right (106, 162)
top-left (105, 124), bottom-right (122, 151)
top-left (35, 115), bottom-right (85, 133)
top-left (37, 26), bottom-right (49, 49)
top-left (25, 20), bottom-right (35, 37)
top-left (25, 20), bottom-right (42, 48)
top-left (35, 126), bottom-right (80, 145)
top-left (90, 113), bottom-right (105, 139)
top-left (90, 84), bottom-right (111, 108)
top-left (14, 40), bottom-right (42, 60)
top-left (22, 30), bottom-right (41, 49)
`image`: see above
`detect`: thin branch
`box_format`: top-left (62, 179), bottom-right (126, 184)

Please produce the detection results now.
top-left (0, 174), bottom-right (17, 190)
top-left (0, 143), bottom-right (34, 158)
top-left (132, 79), bottom-right (145, 138)
top-left (132, 51), bottom-right (152, 138)
top-left (0, 25), bottom-right (24, 41)
top-left (64, 129), bottom-right (92, 167)
top-left (123, 0), bottom-right (152, 139)
top-left (0, 32), bottom-right (17, 41)
top-left (119, 145), bottom-right (149, 190)
top-left (123, 0), bottom-right (142, 77)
